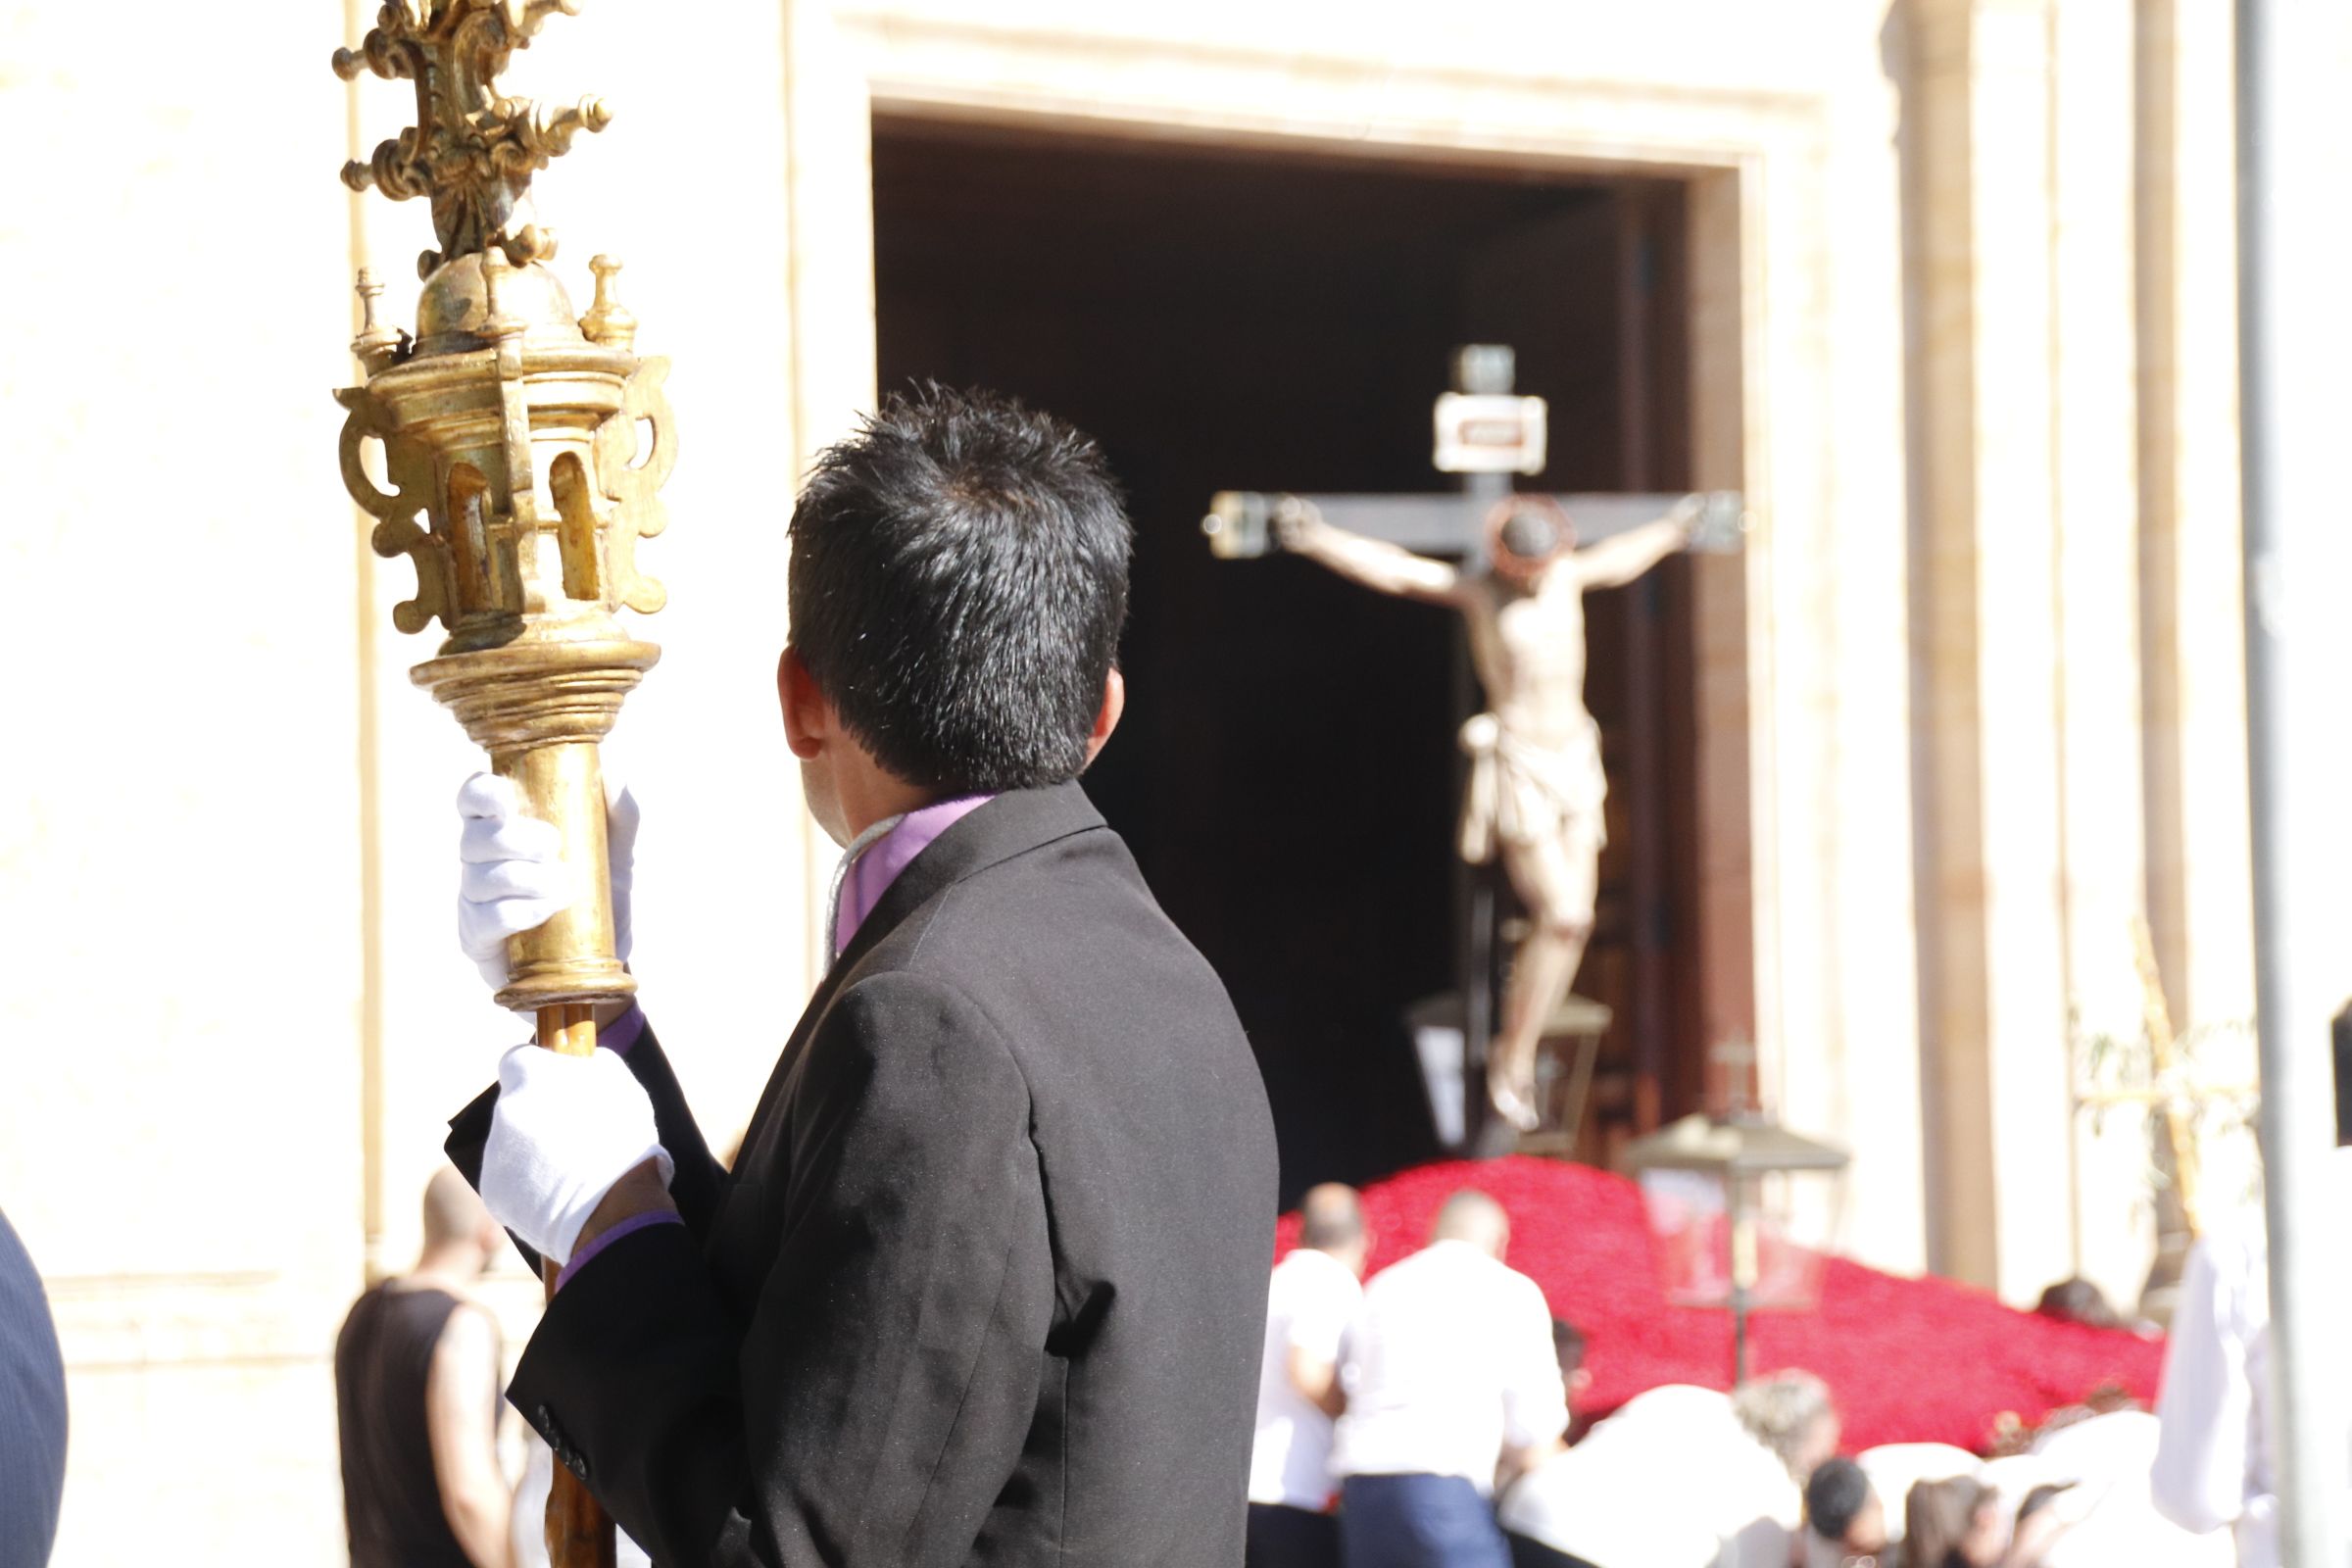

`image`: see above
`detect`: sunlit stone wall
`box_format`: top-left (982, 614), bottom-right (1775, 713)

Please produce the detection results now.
top-left (0, 1), bottom-right (2290, 1560)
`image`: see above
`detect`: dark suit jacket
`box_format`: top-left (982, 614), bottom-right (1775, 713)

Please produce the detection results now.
top-left (449, 782), bottom-right (1278, 1567)
top-left (0, 1209), bottom-right (67, 1568)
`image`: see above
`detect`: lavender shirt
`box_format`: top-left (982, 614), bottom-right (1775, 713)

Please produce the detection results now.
top-left (832, 795), bottom-right (992, 955)
top-left (557, 795), bottom-right (995, 1290)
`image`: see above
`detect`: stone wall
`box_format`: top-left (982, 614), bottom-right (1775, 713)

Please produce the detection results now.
top-left (0, 0), bottom-right (2280, 1558)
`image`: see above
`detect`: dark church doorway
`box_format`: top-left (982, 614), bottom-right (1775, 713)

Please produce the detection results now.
top-left (872, 118), bottom-right (1710, 1204)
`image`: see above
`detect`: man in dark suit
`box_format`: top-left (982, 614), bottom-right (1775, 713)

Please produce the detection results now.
top-left (445, 386), bottom-right (1279, 1567)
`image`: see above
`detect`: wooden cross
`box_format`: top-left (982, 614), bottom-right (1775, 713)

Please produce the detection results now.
top-left (1206, 485), bottom-right (1746, 564)
top-left (1202, 344), bottom-right (1745, 1153)
top-left (1206, 346), bottom-right (1742, 564)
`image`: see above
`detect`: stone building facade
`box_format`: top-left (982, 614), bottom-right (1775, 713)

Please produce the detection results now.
top-left (0, 0), bottom-right (2302, 1558)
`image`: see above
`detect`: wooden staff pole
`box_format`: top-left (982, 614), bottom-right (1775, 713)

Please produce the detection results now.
top-left (539, 1004), bottom-right (600, 1058)
top-left (538, 1003), bottom-right (615, 1568)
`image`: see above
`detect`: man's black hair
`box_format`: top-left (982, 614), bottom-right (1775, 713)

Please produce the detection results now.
top-left (788, 385), bottom-right (1133, 793)
top-left (2034, 1276), bottom-right (2126, 1332)
top-left (1805, 1456), bottom-right (1872, 1541)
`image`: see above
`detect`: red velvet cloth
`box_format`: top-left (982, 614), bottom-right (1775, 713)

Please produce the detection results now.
top-left (1273, 1155), bottom-right (2165, 1454)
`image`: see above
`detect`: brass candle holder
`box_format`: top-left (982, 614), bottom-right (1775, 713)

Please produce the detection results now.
top-left (331, 5), bottom-right (675, 1561)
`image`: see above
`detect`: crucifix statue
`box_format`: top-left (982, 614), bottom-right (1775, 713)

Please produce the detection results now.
top-left (1205, 345), bottom-right (1743, 1143)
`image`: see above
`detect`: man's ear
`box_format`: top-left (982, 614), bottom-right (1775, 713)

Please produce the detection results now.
top-left (778, 646), bottom-right (829, 760)
top-left (1083, 666), bottom-right (1126, 766)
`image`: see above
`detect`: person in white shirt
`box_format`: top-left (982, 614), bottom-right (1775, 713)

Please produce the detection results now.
top-left (1331, 1190), bottom-right (1567, 1568)
top-left (2027, 1410), bottom-right (2231, 1568)
top-left (1250, 1184), bottom-right (1374, 1568)
top-left (1789, 1414), bottom-right (2223, 1568)
top-left (2151, 1010), bottom-right (2352, 1568)
top-left (1500, 1374), bottom-right (1836, 1568)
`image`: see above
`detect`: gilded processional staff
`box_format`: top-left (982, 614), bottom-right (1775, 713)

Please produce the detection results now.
top-left (1275, 494), bottom-right (1699, 1132)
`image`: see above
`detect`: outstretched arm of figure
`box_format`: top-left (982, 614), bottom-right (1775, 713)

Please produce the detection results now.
top-left (1276, 502), bottom-right (1465, 605)
top-left (1572, 506), bottom-right (1696, 589)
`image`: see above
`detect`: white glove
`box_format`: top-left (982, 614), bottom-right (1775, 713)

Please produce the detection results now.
top-left (456, 772), bottom-right (638, 993)
top-left (479, 1043), bottom-right (673, 1267)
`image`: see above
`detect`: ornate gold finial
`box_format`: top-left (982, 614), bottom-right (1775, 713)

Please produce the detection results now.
top-left (333, 0), bottom-right (612, 279)
top-left (479, 245), bottom-right (528, 348)
top-left (580, 255), bottom-right (637, 351)
top-left (351, 269), bottom-right (410, 373)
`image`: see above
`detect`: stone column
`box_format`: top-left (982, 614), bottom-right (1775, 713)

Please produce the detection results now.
top-left (1902, 0), bottom-right (2077, 1298)
top-left (2134, 0), bottom-right (2255, 1037)
top-left (2050, 0), bottom-right (2157, 1308)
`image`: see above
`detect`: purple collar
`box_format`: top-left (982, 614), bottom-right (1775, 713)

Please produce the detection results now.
top-left (830, 794), bottom-right (994, 956)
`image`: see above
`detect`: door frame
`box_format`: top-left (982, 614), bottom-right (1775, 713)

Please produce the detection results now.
top-left (775, 0), bottom-right (1863, 1230)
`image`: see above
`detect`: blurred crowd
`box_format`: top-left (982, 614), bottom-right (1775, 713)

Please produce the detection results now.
top-left (2, 1115), bottom-right (2332, 1568)
top-left (1246, 1184), bottom-right (2252, 1568)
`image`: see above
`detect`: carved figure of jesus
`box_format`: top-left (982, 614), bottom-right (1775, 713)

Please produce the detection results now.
top-left (1276, 495), bottom-right (1697, 1133)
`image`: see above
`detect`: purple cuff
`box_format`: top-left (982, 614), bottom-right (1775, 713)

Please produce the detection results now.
top-left (599, 1003), bottom-right (648, 1057)
top-left (554, 1208), bottom-right (683, 1292)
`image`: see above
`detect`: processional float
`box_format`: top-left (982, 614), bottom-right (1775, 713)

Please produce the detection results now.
top-left (331, 4), bottom-right (673, 1561)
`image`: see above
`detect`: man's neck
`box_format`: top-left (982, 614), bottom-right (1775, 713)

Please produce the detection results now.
top-left (844, 791), bottom-right (951, 842)
top-left (833, 767), bottom-right (959, 844)
top-left (406, 1247), bottom-right (480, 1290)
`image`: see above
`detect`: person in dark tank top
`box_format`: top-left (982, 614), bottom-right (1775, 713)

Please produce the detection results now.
top-left (335, 1168), bottom-right (512, 1568)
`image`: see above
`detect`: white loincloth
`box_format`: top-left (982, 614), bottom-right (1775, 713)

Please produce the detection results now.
top-left (1456, 711), bottom-right (1607, 865)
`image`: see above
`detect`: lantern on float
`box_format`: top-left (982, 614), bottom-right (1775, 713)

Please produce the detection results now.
top-left (1622, 1108), bottom-right (1849, 1384)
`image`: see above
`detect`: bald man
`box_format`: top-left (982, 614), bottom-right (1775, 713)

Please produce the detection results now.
top-left (1331, 1192), bottom-right (1567, 1568)
top-left (335, 1168), bottom-right (514, 1568)
top-left (1250, 1185), bottom-right (1373, 1568)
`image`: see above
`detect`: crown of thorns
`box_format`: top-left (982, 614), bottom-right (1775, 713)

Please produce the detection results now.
top-left (1485, 494), bottom-right (1576, 564)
